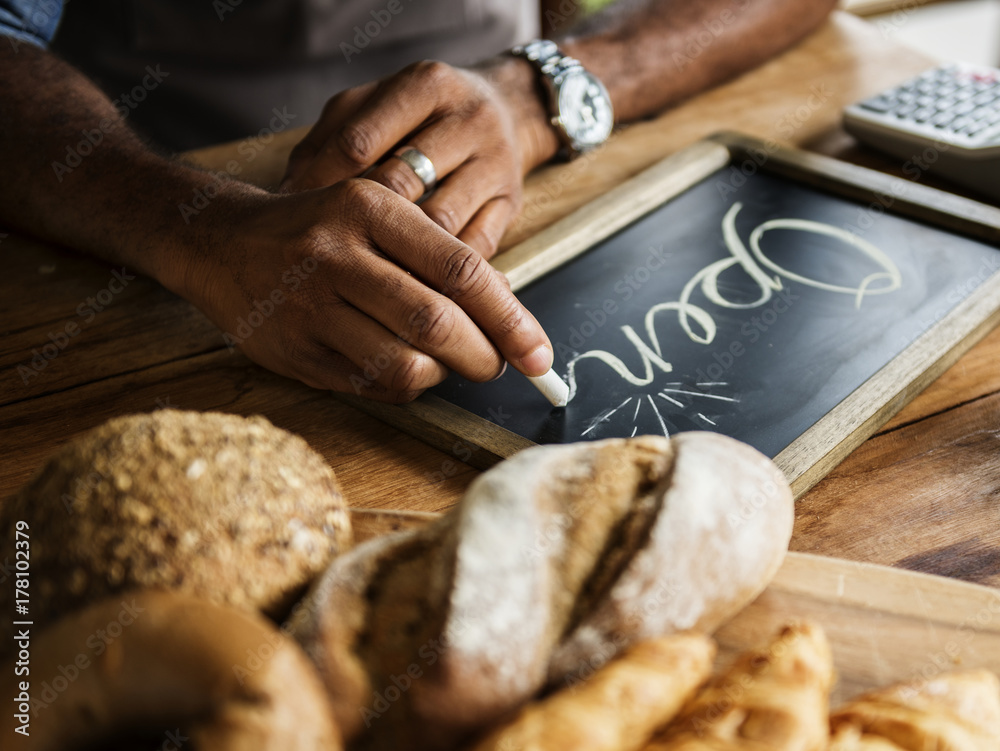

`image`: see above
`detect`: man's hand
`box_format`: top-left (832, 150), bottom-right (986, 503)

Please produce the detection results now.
top-left (1, 0), bottom-right (840, 402)
top-left (180, 178), bottom-right (554, 402)
top-left (279, 58), bottom-right (559, 259)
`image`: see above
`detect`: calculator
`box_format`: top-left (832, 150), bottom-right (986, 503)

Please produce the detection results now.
top-left (843, 62), bottom-right (1000, 202)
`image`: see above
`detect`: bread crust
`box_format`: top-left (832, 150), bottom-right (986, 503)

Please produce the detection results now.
top-left (290, 433), bottom-right (793, 751)
top-left (0, 591), bottom-right (341, 750)
top-left (0, 409), bottom-right (351, 650)
top-left (650, 621), bottom-right (834, 750)
top-left (829, 669), bottom-right (1000, 750)
top-left (467, 633), bottom-right (716, 751)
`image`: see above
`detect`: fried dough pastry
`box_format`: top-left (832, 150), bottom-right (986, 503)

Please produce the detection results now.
top-left (468, 633), bottom-right (715, 751)
top-left (649, 622), bottom-right (834, 750)
top-left (828, 668), bottom-right (1000, 750)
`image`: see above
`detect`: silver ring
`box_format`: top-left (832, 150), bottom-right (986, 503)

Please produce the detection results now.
top-left (394, 147), bottom-right (437, 194)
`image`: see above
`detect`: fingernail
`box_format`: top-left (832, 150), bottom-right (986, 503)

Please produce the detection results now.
top-left (491, 362), bottom-right (508, 381)
top-left (520, 345), bottom-right (553, 377)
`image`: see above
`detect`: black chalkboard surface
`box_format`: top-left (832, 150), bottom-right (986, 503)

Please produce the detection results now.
top-left (432, 169), bottom-right (998, 459)
top-left (344, 135), bottom-right (1000, 496)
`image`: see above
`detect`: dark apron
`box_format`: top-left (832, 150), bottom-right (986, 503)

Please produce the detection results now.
top-left (52, 0), bottom-right (538, 150)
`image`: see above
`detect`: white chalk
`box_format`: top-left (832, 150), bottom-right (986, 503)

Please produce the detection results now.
top-left (527, 369), bottom-right (570, 408)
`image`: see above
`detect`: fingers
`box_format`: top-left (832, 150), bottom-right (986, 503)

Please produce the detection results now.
top-left (286, 345), bottom-right (428, 404)
top-left (457, 196), bottom-right (519, 260)
top-left (315, 302), bottom-right (450, 392)
top-left (231, 180), bottom-right (548, 404)
top-left (282, 61), bottom-right (452, 192)
top-left (281, 61), bottom-right (523, 264)
top-left (280, 83), bottom-right (377, 190)
top-left (365, 126), bottom-right (520, 253)
top-left (365, 146), bottom-right (447, 204)
top-left (362, 186), bottom-right (553, 378)
top-left (363, 105), bottom-right (486, 204)
top-left (422, 165), bottom-right (519, 256)
top-left (337, 246), bottom-right (510, 383)
top-left (274, 304), bottom-right (449, 402)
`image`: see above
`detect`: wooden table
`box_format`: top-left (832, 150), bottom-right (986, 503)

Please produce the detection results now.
top-left (3, 12), bottom-right (999, 588)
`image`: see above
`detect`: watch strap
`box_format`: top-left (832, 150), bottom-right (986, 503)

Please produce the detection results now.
top-left (510, 39), bottom-right (612, 158)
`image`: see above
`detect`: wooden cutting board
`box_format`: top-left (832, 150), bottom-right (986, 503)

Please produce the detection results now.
top-left (351, 508), bottom-right (1000, 708)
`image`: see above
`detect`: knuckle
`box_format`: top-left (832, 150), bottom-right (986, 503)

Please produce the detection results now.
top-left (334, 177), bottom-right (381, 215)
top-left (490, 296), bottom-right (527, 339)
top-left (387, 355), bottom-right (438, 393)
top-left (413, 59), bottom-right (454, 88)
top-left (424, 203), bottom-right (462, 236)
top-left (465, 93), bottom-right (495, 120)
top-left (463, 226), bottom-right (498, 258)
top-left (283, 338), bottom-right (319, 369)
top-left (470, 357), bottom-right (504, 383)
top-left (380, 167), bottom-right (418, 198)
top-left (334, 120), bottom-right (380, 170)
top-left (410, 300), bottom-right (457, 350)
top-left (439, 247), bottom-right (490, 298)
top-left (299, 222), bottom-right (338, 259)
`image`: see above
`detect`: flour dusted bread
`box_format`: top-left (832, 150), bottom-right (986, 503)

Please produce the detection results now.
top-left (0, 410), bottom-right (351, 647)
top-left (0, 591), bottom-right (340, 750)
top-left (289, 432), bottom-right (793, 751)
top-left (650, 621), bottom-right (834, 750)
top-left (828, 668), bottom-right (1000, 750)
top-left (548, 431), bottom-right (794, 682)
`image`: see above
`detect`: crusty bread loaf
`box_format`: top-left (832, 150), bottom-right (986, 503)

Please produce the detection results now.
top-left (0, 409), bottom-right (351, 654)
top-left (0, 591), bottom-right (341, 750)
top-left (289, 432), bottom-right (793, 751)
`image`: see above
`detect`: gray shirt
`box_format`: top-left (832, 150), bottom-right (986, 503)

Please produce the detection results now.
top-left (49, 0), bottom-right (539, 150)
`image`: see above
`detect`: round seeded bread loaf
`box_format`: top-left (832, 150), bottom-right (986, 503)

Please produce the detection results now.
top-left (0, 410), bottom-right (351, 648)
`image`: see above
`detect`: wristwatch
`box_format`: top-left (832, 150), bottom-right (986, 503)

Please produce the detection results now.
top-left (510, 39), bottom-right (614, 159)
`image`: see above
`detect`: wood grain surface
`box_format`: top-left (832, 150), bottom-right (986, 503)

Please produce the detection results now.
top-left (3, 12), bottom-right (1000, 589)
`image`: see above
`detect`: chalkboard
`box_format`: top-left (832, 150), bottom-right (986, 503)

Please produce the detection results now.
top-left (344, 135), bottom-right (1000, 497)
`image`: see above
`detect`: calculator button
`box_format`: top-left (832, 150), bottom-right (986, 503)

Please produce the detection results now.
top-left (913, 107), bottom-right (936, 123)
top-left (896, 102), bottom-right (919, 118)
top-left (860, 97), bottom-right (894, 113)
top-left (931, 111), bottom-right (956, 127)
top-left (955, 100), bottom-right (977, 116)
top-left (973, 90), bottom-right (998, 106)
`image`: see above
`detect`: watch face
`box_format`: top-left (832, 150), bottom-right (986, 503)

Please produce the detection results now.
top-left (557, 71), bottom-right (614, 150)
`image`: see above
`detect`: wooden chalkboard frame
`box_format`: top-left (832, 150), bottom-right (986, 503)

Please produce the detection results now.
top-left (340, 133), bottom-right (1000, 499)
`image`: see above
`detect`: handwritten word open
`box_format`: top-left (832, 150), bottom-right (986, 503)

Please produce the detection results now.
top-left (564, 202), bottom-right (902, 402)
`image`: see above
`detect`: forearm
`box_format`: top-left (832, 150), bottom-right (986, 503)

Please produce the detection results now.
top-left (0, 43), bottom-right (265, 295)
top-left (1, 43), bottom-right (556, 398)
top-left (489, 0), bottom-right (838, 171)
top-left (558, 0), bottom-right (839, 123)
